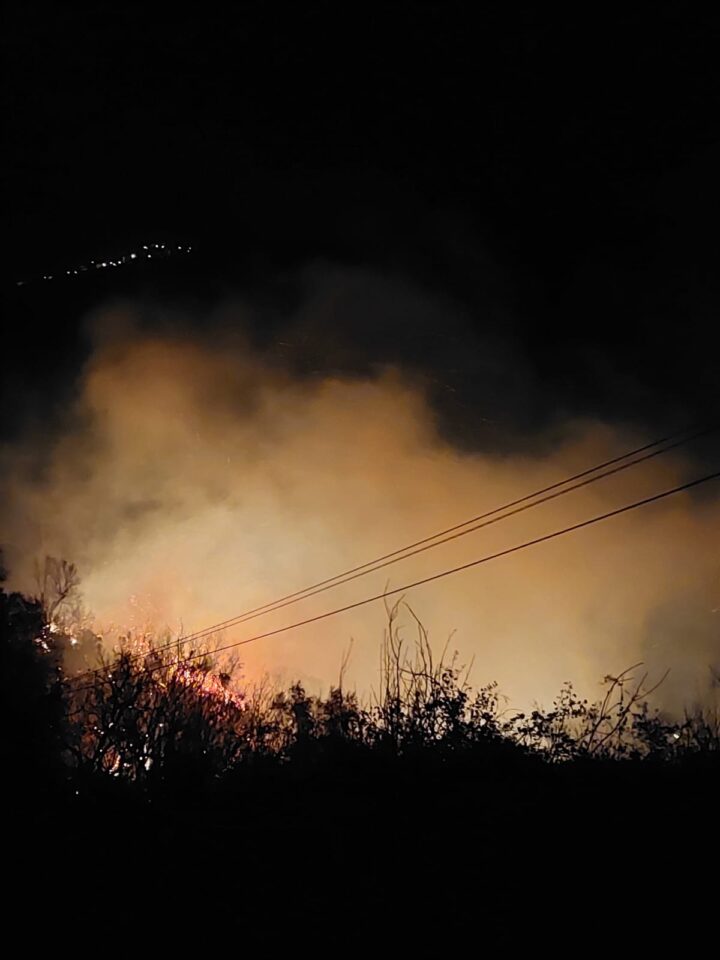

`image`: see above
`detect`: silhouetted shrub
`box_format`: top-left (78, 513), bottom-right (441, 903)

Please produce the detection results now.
top-left (4, 558), bottom-right (717, 796)
top-left (0, 565), bottom-right (68, 795)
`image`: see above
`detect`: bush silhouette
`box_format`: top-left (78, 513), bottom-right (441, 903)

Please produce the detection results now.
top-left (3, 556), bottom-right (717, 800)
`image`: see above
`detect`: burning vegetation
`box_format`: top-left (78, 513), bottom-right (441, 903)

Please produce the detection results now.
top-left (5, 555), bottom-right (717, 796)
top-left (3, 551), bottom-right (718, 947)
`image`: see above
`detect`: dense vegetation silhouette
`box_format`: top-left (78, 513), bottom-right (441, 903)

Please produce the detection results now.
top-left (3, 554), bottom-right (717, 944)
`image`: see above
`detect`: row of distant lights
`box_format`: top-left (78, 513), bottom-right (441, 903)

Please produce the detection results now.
top-left (17, 242), bottom-right (193, 285)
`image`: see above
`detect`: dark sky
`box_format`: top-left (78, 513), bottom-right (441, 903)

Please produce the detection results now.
top-left (3, 3), bottom-right (720, 448)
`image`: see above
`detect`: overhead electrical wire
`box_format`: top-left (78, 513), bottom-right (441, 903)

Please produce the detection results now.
top-left (69, 463), bottom-right (720, 691)
top-left (153, 468), bottom-right (720, 663)
top-left (67, 420), bottom-right (717, 681)
top-left (169, 424), bottom-right (717, 648)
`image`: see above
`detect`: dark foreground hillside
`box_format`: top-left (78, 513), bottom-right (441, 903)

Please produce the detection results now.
top-left (3, 581), bottom-right (717, 948)
top-left (10, 751), bottom-right (717, 949)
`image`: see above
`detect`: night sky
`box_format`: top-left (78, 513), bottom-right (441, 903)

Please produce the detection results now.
top-left (4, 4), bottom-right (720, 449)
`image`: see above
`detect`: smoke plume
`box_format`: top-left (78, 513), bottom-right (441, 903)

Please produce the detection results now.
top-left (1, 270), bottom-right (718, 711)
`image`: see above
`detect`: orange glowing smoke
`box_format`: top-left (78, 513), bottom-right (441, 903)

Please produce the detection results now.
top-left (2, 296), bottom-right (718, 714)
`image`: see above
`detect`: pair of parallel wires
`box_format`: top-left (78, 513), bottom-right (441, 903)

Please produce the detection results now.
top-left (69, 421), bottom-right (719, 688)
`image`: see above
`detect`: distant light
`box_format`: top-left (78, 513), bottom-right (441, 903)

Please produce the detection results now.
top-left (18, 239), bottom-right (194, 285)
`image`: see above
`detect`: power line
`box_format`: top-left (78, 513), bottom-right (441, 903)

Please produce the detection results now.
top-left (176, 468), bottom-right (720, 660)
top-left (71, 467), bottom-right (719, 690)
top-left (68, 421), bottom-right (717, 683)
top-left (173, 427), bottom-right (717, 648)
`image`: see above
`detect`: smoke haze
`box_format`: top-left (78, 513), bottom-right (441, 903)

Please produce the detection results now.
top-left (1, 271), bottom-right (718, 712)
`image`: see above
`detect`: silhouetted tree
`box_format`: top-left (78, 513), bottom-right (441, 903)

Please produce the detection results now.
top-left (0, 553), bottom-right (69, 800)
